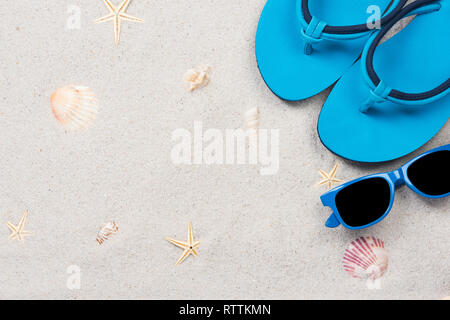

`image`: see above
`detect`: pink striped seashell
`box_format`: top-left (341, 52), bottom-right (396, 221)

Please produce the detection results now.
top-left (343, 236), bottom-right (388, 280)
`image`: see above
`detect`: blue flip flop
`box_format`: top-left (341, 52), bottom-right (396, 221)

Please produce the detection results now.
top-left (255, 0), bottom-right (407, 101)
top-left (318, 0), bottom-right (449, 163)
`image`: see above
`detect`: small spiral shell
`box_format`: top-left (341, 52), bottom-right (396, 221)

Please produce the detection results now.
top-left (244, 107), bottom-right (259, 129)
top-left (184, 65), bottom-right (211, 91)
top-left (96, 221), bottom-right (118, 245)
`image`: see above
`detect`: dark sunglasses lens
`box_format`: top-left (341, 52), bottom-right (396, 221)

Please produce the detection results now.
top-left (407, 150), bottom-right (449, 196)
top-left (335, 177), bottom-right (391, 227)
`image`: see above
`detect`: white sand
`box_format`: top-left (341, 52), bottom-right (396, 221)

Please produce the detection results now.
top-left (0, 0), bottom-right (448, 299)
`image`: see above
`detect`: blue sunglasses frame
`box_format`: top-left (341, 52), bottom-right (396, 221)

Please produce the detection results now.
top-left (320, 144), bottom-right (450, 230)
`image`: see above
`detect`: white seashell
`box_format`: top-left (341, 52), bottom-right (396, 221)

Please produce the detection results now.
top-left (50, 85), bottom-right (98, 130)
top-left (343, 236), bottom-right (388, 280)
top-left (184, 65), bottom-right (210, 91)
top-left (96, 221), bottom-right (118, 245)
top-left (244, 107), bottom-right (260, 129)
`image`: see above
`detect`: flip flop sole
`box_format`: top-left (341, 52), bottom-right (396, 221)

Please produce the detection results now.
top-left (318, 1), bottom-right (450, 162)
top-left (255, 0), bottom-right (391, 101)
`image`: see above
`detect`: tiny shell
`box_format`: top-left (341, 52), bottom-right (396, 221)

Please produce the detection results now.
top-left (244, 107), bottom-right (259, 129)
top-left (343, 236), bottom-right (388, 280)
top-left (50, 85), bottom-right (98, 130)
top-left (96, 221), bottom-right (118, 245)
top-left (184, 65), bottom-right (210, 91)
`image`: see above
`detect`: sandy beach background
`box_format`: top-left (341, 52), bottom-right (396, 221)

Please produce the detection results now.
top-left (0, 0), bottom-right (448, 299)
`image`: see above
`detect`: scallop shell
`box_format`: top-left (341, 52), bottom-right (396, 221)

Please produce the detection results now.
top-left (50, 85), bottom-right (98, 130)
top-left (244, 107), bottom-right (259, 129)
top-left (96, 221), bottom-right (118, 245)
top-left (343, 236), bottom-right (388, 280)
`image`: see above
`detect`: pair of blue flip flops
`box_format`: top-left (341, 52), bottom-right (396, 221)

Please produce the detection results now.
top-left (256, 0), bottom-right (449, 162)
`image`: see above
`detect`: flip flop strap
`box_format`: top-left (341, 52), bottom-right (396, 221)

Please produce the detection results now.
top-left (361, 0), bottom-right (449, 112)
top-left (300, 16), bottom-right (327, 55)
top-left (297, 0), bottom-right (408, 55)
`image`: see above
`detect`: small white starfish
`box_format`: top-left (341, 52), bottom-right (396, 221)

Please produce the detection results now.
top-left (318, 164), bottom-right (343, 189)
top-left (95, 0), bottom-right (144, 46)
top-left (6, 210), bottom-right (32, 241)
top-left (167, 222), bottom-right (200, 266)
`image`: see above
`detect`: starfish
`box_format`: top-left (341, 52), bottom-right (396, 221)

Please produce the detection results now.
top-left (6, 210), bottom-right (32, 241)
top-left (167, 222), bottom-right (200, 266)
top-left (318, 164), bottom-right (343, 189)
top-left (95, 0), bottom-right (144, 46)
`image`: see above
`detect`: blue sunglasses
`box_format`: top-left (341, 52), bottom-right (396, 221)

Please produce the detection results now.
top-left (321, 144), bottom-right (449, 230)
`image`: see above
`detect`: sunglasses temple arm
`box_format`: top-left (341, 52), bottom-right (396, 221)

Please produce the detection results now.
top-left (325, 213), bottom-right (341, 228)
top-left (321, 194), bottom-right (341, 228)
